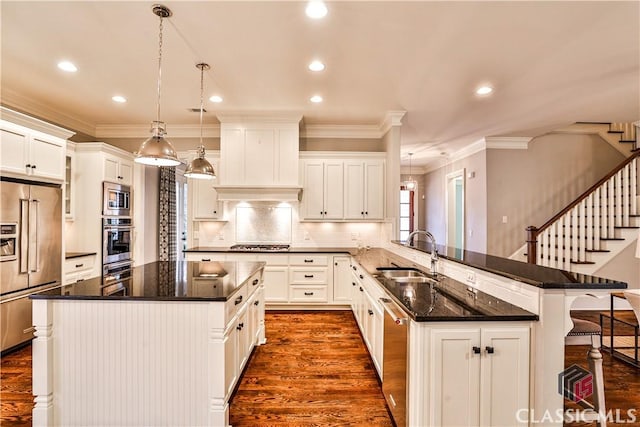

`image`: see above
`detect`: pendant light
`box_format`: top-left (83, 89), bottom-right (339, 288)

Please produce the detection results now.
top-left (404, 152), bottom-right (417, 191)
top-left (134, 4), bottom-right (180, 167)
top-left (184, 63), bottom-right (216, 180)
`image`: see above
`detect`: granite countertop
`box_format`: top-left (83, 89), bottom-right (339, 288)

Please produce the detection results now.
top-left (184, 246), bottom-right (356, 254)
top-left (389, 241), bottom-right (628, 290)
top-left (65, 252), bottom-right (98, 259)
top-left (375, 271), bottom-right (538, 322)
top-left (32, 261), bottom-right (265, 302)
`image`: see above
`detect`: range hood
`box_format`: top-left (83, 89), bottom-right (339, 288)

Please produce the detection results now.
top-left (213, 185), bottom-right (302, 202)
top-left (215, 113), bottom-right (303, 202)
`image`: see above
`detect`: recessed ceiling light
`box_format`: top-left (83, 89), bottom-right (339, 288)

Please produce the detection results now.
top-left (112, 95), bottom-right (127, 103)
top-left (57, 61), bottom-right (77, 72)
top-left (308, 60), bottom-right (325, 72)
top-left (306, 1), bottom-right (327, 19)
top-left (310, 95), bottom-right (323, 103)
top-left (209, 95), bottom-right (223, 103)
top-left (476, 85), bottom-right (493, 95)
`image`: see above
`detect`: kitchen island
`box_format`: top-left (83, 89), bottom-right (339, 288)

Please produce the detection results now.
top-left (30, 260), bottom-right (265, 427)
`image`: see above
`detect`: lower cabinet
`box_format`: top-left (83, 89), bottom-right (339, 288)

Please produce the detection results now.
top-left (333, 256), bottom-right (352, 302)
top-left (418, 324), bottom-right (530, 427)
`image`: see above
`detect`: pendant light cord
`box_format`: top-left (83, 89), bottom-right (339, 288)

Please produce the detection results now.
top-left (199, 63), bottom-right (204, 151)
top-left (156, 15), bottom-right (164, 125)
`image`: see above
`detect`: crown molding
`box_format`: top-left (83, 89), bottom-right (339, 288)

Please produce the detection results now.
top-left (216, 112), bottom-right (303, 124)
top-left (484, 136), bottom-right (532, 149)
top-left (380, 110), bottom-right (407, 135)
top-left (1, 106), bottom-right (75, 140)
top-left (95, 124), bottom-right (221, 139)
top-left (1, 89), bottom-right (95, 137)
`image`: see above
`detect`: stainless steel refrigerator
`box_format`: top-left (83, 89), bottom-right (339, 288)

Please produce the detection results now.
top-left (1, 178), bottom-right (62, 352)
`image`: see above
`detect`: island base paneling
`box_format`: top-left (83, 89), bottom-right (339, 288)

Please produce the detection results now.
top-left (32, 296), bottom-right (265, 426)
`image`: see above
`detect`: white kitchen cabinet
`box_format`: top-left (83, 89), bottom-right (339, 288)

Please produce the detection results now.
top-left (64, 142), bottom-right (75, 220)
top-left (428, 325), bottom-right (530, 427)
top-left (218, 115), bottom-right (300, 186)
top-left (0, 110), bottom-right (73, 182)
top-left (64, 254), bottom-right (97, 285)
top-left (301, 159), bottom-right (344, 220)
top-left (257, 254), bottom-right (289, 303)
top-left (344, 159), bottom-right (385, 220)
top-left (103, 154), bottom-right (133, 186)
top-left (289, 254), bottom-right (329, 303)
top-left (333, 256), bottom-right (352, 303)
top-left (190, 158), bottom-right (223, 220)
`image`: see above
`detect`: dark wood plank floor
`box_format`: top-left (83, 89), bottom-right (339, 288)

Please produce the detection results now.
top-left (2, 310), bottom-right (640, 426)
top-left (229, 311), bottom-right (393, 426)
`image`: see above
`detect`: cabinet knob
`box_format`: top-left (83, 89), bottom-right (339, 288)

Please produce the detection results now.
top-left (252, 279), bottom-right (259, 286)
top-left (324, 211), bottom-right (327, 215)
top-left (365, 211), bottom-right (368, 215)
top-left (472, 346), bottom-right (481, 354)
top-left (234, 295), bottom-right (243, 305)
top-left (361, 211), bottom-right (364, 215)
top-left (25, 163), bottom-right (31, 168)
top-left (368, 309), bottom-right (374, 316)
top-left (254, 300), bottom-right (259, 306)
top-left (359, 274), bottom-right (364, 279)
top-left (352, 282), bottom-right (356, 287)
top-left (213, 210), bottom-right (217, 214)
top-left (31, 165), bottom-right (36, 169)
top-left (359, 287), bottom-right (363, 292)
top-left (485, 346), bottom-right (495, 354)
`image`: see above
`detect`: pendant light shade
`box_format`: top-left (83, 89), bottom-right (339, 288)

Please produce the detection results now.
top-left (185, 63), bottom-right (216, 180)
top-left (404, 152), bottom-right (417, 190)
top-left (134, 4), bottom-right (180, 167)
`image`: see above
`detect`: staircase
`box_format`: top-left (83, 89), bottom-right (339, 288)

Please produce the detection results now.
top-left (521, 122), bottom-right (639, 276)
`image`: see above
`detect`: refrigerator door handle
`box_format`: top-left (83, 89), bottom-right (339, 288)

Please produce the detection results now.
top-left (19, 198), bottom-right (29, 274)
top-left (31, 199), bottom-right (40, 272)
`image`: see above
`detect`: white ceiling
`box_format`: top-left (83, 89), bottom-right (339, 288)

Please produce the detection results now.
top-left (1, 1), bottom-right (638, 168)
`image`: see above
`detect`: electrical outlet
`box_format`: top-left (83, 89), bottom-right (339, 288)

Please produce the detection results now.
top-left (351, 233), bottom-right (357, 240)
top-left (218, 232), bottom-right (224, 240)
top-left (304, 231), bottom-right (311, 240)
top-left (466, 270), bottom-right (476, 284)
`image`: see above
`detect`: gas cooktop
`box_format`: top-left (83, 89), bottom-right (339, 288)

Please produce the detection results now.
top-left (229, 244), bottom-right (290, 252)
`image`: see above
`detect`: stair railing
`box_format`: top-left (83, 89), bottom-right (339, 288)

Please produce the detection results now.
top-left (526, 151), bottom-right (639, 269)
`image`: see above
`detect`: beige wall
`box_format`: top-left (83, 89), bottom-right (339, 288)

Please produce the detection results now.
top-left (423, 150), bottom-right (488, 254)
top-left (300, 137), bottom-right (384, 151)
top-left (99, 137), bottom-right (220, 155)
top-left (596, 243), bottom-right (640, 290)
top-left (486, 133), bottom-right (624, 257)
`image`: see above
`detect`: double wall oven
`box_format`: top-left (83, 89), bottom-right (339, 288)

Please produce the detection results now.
top-left (102, 182), bottom-right (133, 295)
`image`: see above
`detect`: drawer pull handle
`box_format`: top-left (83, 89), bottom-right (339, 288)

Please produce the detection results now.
top-left (352, 266), bottom-right (356, 271)
top-left (473, 346), bottom-right (481, 354)
top-left (235, 295), bottom-right (243, 305)
top-left (304, 292), bottom-right (314, 296)
top-left (202, 258), bottom-right (211, 262)
top-left (237, 322), bottom-right (244, 331)
top-left (304, 274), bottom-right (314, 278)
top-left (304, 259), bottom-right (314, 263)
top-left (359, 287), bottom-right (363, 292)
top-left (75, 263), bottom-right (84, 268)
top-left (252, 279), bottom-right (259, 286)
top-left (359, 274), bottom-right (364, 279)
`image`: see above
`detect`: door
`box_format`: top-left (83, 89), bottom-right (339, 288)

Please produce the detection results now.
top-left (446, 169), bottom-right (465, 252)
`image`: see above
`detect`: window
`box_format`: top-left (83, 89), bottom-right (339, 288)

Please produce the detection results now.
top-left (399, 188), bottom-right (414, 242)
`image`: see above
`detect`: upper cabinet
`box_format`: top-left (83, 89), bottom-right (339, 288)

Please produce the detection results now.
top-left (103, 153), bottom-right (133, 186)
top-left (300, 153), bottom-right (385, 221)
top-left (217, 114), bottom-right (301, 187)
top-left (189, 157), bottom-right (223, 221)
top-left (0, 107), bottom-right (74, 183)
top-left (344, 159), bottom-right (385, 220)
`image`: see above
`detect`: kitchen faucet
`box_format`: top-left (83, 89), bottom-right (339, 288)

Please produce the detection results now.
top-left (405, 230), bottom-right (439, 275)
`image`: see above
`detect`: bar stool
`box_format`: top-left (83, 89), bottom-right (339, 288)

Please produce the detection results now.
top-left (566, 317), bottom-right (607, 427)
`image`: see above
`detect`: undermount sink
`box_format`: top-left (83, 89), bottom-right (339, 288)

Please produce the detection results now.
top-left (377, 268), bottom-right (438, 284)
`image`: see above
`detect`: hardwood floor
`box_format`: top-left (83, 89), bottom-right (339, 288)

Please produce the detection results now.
top-left (229, 311), bottom-right (392, 426)
top-left (2, 310), bottom-right (640, 426)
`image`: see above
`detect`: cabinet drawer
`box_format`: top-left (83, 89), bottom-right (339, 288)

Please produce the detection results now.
top-left (257, 254), bottom-right (289, 266)
top-left (246, 270), bottom-right (263, 298)
top-left (225, 285), bottom-right (248, 323)
top-left (290, 285), bottom-right (328, 303)
top-left (65, 255), bottom-right (95, 274)
top-left (290, 268), bottom-right (328, 284)
top-left (289, 255), bottom-right (328, 266)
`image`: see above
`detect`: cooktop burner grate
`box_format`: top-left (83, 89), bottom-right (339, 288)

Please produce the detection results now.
top-left (229, 244), bottom-right (290, 252)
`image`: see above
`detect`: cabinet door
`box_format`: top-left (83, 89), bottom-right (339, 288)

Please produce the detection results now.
top-left (0, 128), bottom-right (29, 175)
top-left (191, 172), bottom-right (222, 220)
top-left (263, 266), bottom-right (288, 303)
top-left (224, 323), bottom-right (238, 399)
top-left (364, 160), bottom-right (384, 219)
top-left (371, 298), bottom-right (384, 377)
top-left (430, 328), bottom-right (481, 427)
top-left (237, 309), bottom-right (250, 371)
top-left (302, 160), bottom-right (325, 220)
top-left (65, 154), bottom-right (73, 218)
top-left (277, 128), bottom-right (299, 185)
top-left (28, 136), bottom-right (65, 180)
top-left (344, 161), bottom-right (365, 219)
top-left (118, 159), bottom-right (133, 185)
top-left (220, 128), bottom-right (244, 185)
top-left (323, 161), bottom-right (344, 219)
top-left (479, 327), bottom-right (530, 427)
top-left (103, 156), bottom-right (119, 182)
top-left (332, 256), bottom-right (352, 303)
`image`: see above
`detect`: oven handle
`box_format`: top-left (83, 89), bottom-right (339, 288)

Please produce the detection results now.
top-left (103, 226), bottom-right (134, 231)
top-left (380, 297), bottom-right (408, 325)
top-left (104, 260), bottom-right (133, 270)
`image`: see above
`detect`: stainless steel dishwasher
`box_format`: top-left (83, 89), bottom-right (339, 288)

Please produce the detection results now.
top-left (380, 297), bottom-right (409, 427)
